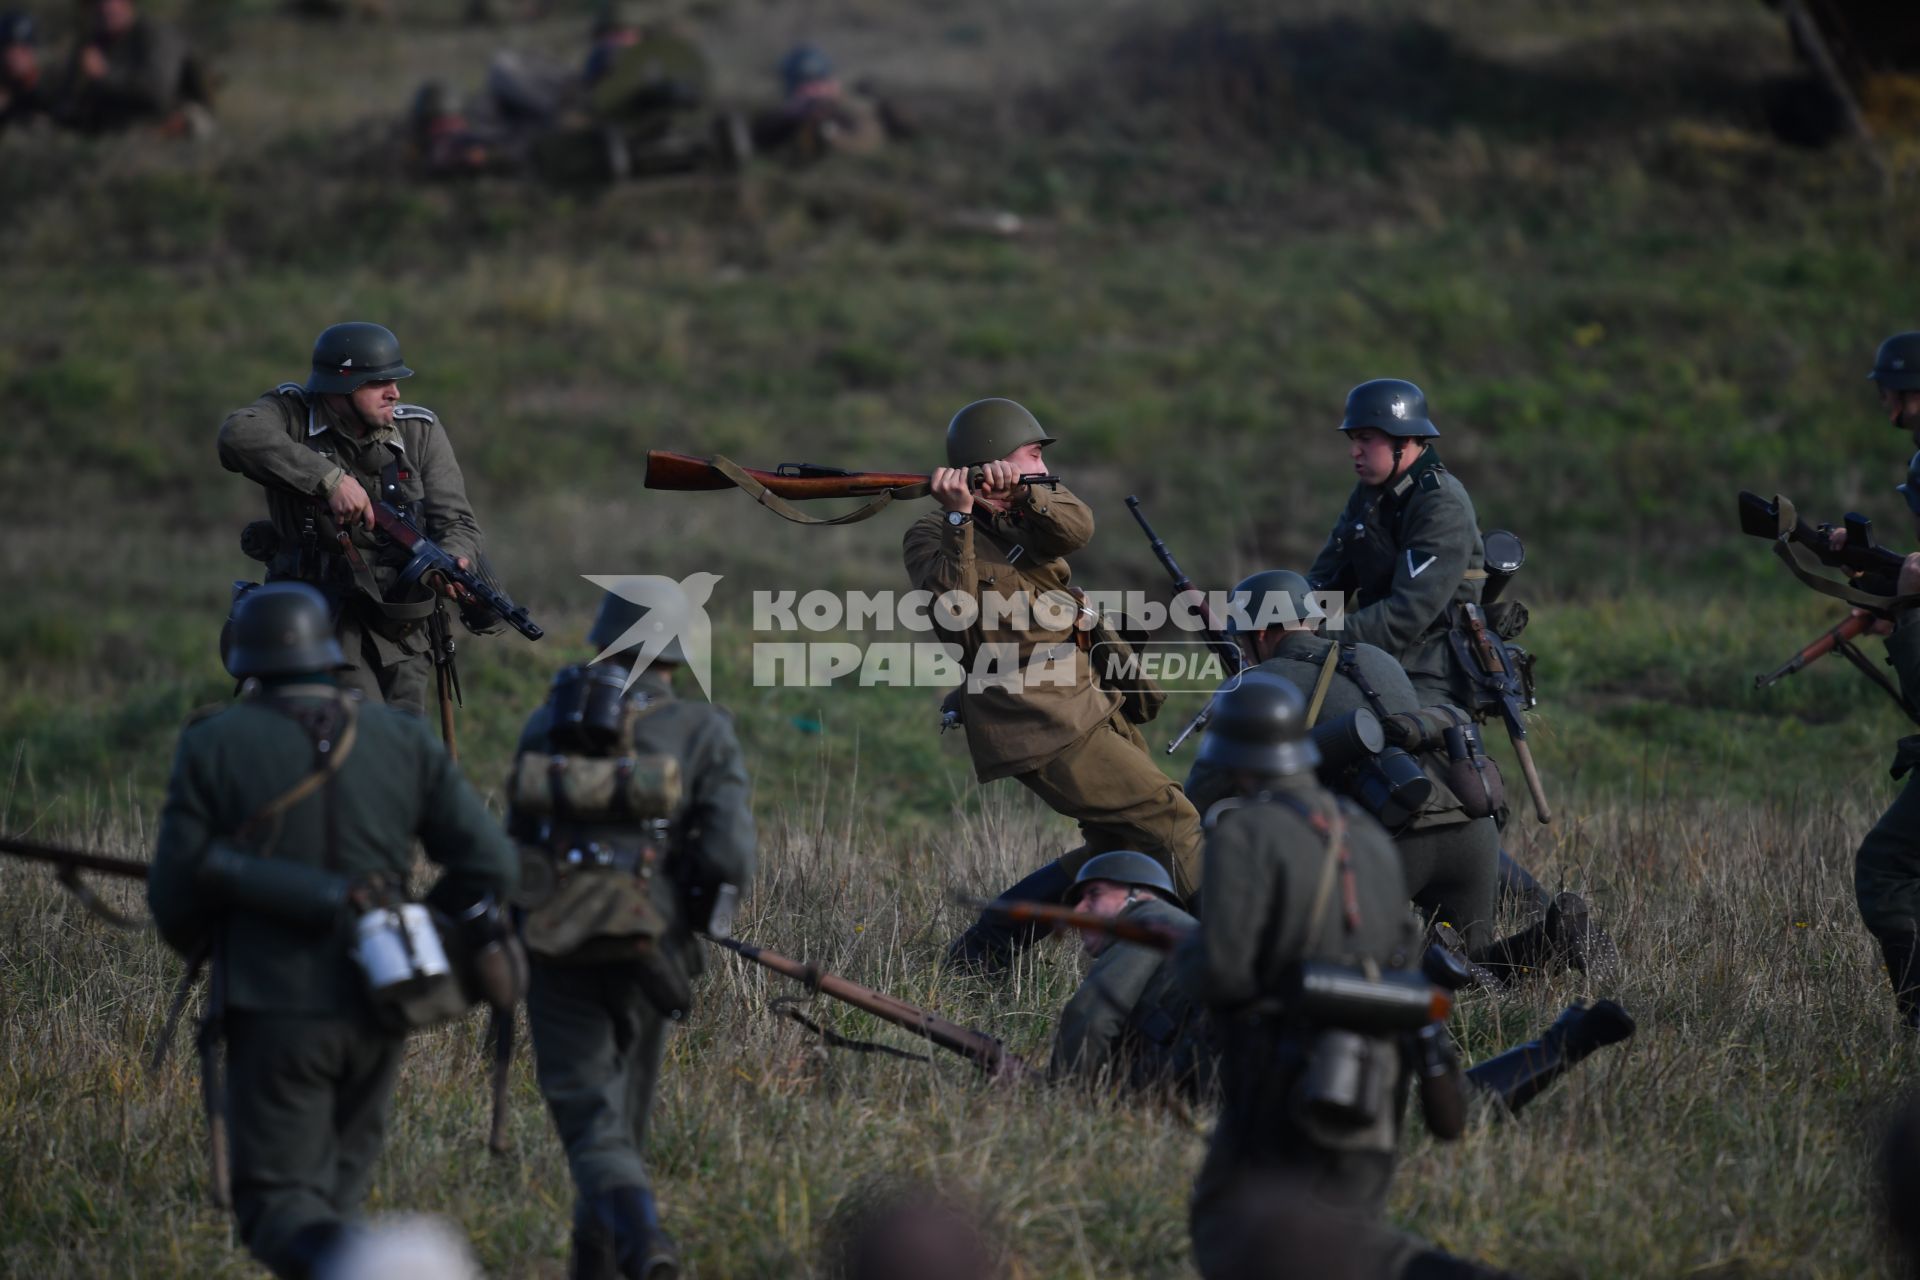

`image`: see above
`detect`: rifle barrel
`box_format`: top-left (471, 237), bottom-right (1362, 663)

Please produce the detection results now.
top-left (969, 897), bottom-right (1192, 950)
top-left (714, 936), bottom-right (1033, 1080)
top-left (0, 835), bottom-right (151, 879)
top-left (1755, 611), bottom-right (1876, 689)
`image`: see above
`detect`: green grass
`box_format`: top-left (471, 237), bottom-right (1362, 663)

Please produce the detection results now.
top-left (5, 0), bottom-right (1920, 1273)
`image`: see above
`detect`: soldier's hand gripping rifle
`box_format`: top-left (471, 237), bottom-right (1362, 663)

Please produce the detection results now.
top-left (1452, 602), bottom-right (1550, 825)
top-left (1738, 491), bottom-right (1920, 721)
top-left (370, 502), bottom-right (544, 641)
top-left (644, 451), bottom-right (1060, 527)
top-left (713, 936), bottom-right (1037, 1082)
top-left (1122, 496), bottom-right (1245, 753)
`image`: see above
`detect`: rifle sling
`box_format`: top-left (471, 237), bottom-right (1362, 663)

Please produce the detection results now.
top-left (56, 863), bottom-right (146, 930)
top-left (1773, 536), bottom-right (1920, 613)
top-left (710, 454), bottom-right (931, 526)
top-left (770, 996), bottom-right (934, 1064)
top-left (1303, 643), bottom-right (1340, 729)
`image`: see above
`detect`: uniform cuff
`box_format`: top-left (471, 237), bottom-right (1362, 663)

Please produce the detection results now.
top-left (943, 518), bottom-right (974, 552)
top-left (317, 466), bottom-right (345, 496)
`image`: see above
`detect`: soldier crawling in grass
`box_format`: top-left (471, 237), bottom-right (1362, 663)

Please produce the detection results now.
top-left (903, 397), bottom-right (1205, 970)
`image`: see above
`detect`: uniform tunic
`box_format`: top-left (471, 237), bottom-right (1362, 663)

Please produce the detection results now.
top-left (1050, 896), bottom-right (1213, 1099)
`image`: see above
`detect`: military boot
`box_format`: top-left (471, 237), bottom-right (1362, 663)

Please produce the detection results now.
top-left (944, 859), bottom-right (1073, 974)
top-left (1466, 998), bottom-right (1635, 1114)
top-left (589, 1186), bottom-right (678, 1280)
top-left (271, 1221), bottom-right (347, 1280)
top-left (1878, 929), bottom-right (1920, 1029)
top-left (1474, 892), bottom-right (1618, 984)
top-left (1427, 922), bottom-right (1501, 992)
top-left (1404, 1250), bottom-right (1526, 1279)
top-left (1497, 847), bottom-right (1551, 914)
top-left (570, 1198), bottom-right (618, 1280)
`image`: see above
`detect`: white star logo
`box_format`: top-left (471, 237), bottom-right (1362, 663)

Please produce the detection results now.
top-left (580, 573), bottom-right (722, 699)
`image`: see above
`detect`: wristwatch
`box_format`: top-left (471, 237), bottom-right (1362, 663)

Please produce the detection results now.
top-left (947, 510), bottom-right (971, 527)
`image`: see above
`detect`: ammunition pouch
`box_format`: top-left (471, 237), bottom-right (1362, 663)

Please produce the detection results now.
top-left (1894, 734), bottom-right (1920, 781)
top-left (240, 520), bottom-right (282, 565)
top-left (1378, 708), bottom-right (1504, 821)
top-left (199, 841), bottom-right (354, 932)
top-left (1486, 599), bottom-right (1528, 641)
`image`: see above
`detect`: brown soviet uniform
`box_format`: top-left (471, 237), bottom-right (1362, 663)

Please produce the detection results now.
top-left (218, 387), bottom-right (483, 717)
top-left (904, 483), bottom-right (1203, 894)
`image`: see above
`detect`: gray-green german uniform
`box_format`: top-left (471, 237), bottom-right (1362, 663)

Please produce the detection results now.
top-left (147, 680), bottom-right (516, 1277)
top-left (1050, 897), bottom-right (1213, 1099)
top-left (1307, 448), bottom-right (1486, 709)
top-left (509, 666), bottom-right (756, 1205)
top-left (59, 14), bottom-right (195, 133)
top-left (218, 388), bottom-right (484, 716)
top-left (1185, 633), bottom-right (1498, 950)
top-left (1857, 609), bottom-right (1920, 1023)
top-left (903, 484), bottom-right (1204, 895)
top-left (1185, 779), bottom-right (1424, 1280)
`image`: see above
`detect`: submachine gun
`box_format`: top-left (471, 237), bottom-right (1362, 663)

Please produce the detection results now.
top-left (1738, 491), bottom-right (1920, 723)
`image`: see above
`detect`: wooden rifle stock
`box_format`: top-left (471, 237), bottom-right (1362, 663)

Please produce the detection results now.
top-left (714, 936), bottom-right (1035, 1081)
top-left (645, 451), bottom-right (1057, 500)
top-left (1756, 610), bottom-right (1877, 688)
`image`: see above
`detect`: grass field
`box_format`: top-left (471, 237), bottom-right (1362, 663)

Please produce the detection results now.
top-left (4, 0), bottom-right (1920, 1275)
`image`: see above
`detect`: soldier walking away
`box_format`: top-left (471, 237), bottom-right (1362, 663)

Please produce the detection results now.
top-left (0, 12), bottom-right (49, 134)
top-left (904, 397), bottom-right (1203, 970)
top-left (1048, 850), bottom-right (1212, 1100)
top-left (59, 0), bottom-right (212, 136)
top-left (1306, 379), bottom-right (1558, 917)
top-left (218, 322), bottom-right (500, 719)
top-left (507, 581), bottom-right (756, 1278)
top-left (147, 583), bottom-right (518, 1280)
top-left (1181, 674), bottom-right (1515, 1280)
top-left (750, 43), bottom-right (886, 162)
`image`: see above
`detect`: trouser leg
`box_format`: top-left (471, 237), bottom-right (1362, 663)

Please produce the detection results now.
top-left (1855, 778), bottom-right (1920, 1025)
top-left (1399, 821), bottom-right (1499, 954)
top-left (529, 962), bottom-right (663, 1197)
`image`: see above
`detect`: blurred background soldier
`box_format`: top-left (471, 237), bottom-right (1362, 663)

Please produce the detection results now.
top-left (147, 583), bottom-right (517, 1280)
top-left (217, 322), bottom-right (495, 718)
top-left (507, 581), bottom-right (757, 1278)
top-left (1048, 850), bottom-right (1212, 1100)
top-left (751, 43), bottom-right (885, 161)
top-left (906, 397), bottom-right (1203, 971)
top-left (0, 11), bottom-right (48, 132)
top-left (59, 0), bottom-right (212, 136)
top-left (1850, 546), bottom-right (1920, 1025)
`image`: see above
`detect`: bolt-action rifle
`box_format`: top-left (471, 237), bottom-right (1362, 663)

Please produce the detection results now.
top-left (1121, 495), bottom-right (1245, 754)
top-left (1738, 491), bottom-right (1920, 721)
top-left (1451, 601), bottom-right (1550, 824)
top-left (644, 452), bottom-right (1059, 526)
top-left (0, 833), bottom-right (150, 928)
top-left (713, 936), bottom-right (1036, 1082)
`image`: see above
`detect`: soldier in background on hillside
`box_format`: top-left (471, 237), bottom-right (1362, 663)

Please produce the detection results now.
top-left (0, 12), bottom-right (50, 133)
top-left (507, 582), bottom-right (756, 1278)
top-left (750, 43), bottom-right (887, 162)
top-left (148, 583), bottom-right (518, 1279)
top-left (58, 0), bottom-right (213, 137)
top-left (217, 322), bottom-right (500, 718)
top-left (905, 398), bottom-right (1205, 971)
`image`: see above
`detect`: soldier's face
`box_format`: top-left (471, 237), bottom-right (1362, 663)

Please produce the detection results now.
top-left (1346, 428), bottom-right (1406, 486)
top-left (1001, 441), bottom-right (1046, 473)
top-left (349, 379), bottom-right (401, 429)
top-left (1879, 387), bottom-right (1920, 433)
top-left (1070, 880), bottom-right (1134, 956)
top-left (2, 44), bottom-right (34, 81)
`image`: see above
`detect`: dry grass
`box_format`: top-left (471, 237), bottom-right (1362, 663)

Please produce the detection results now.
top-left (0, 776), bottom-right (1909, 1278)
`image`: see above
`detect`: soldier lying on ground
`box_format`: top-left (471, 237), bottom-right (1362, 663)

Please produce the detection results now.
top-left (750, 43), bottom-right (889, 162)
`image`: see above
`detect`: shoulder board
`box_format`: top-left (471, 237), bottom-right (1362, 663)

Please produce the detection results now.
top-left (393, 404), bottom-right (438, 425)
top-left (1417, 467), bottom-right (1442, 492)
top-left (272, 382), bottom-right (308, 401)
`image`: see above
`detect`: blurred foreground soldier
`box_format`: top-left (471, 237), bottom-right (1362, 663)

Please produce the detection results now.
top-left (751, 43), bottom-right (885, 161)
top-left (148, 583), bottom-right (517, 1279)
top-left (1307, 379), bottom-right (1554, 914)
top-left (0, 12), bottom-right (49, 133)
top-left (508, 580), bottom-right (756, 1278)
top-left (1850, 550), bottom-right (1920, 1025)
top-left (1184, 673), bottom-right (1512, 1280)
top-left (60, 0), bottom-right (212, 136)
top-left (1049, 850), bottom-right (1211, 1099)
top-left (905, 397), bottom-right (1203, 970)
top-left (822, 1178), bottom-right (1005, 1280)
top-left (218, 322), bottom-right (494, 718)
top-left (1883, 1095), bottom-right (1920, 1275)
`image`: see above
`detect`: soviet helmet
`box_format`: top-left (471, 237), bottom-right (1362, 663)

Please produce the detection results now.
top-left (305, 322), bottom-right (414, 396)
top-left (1339, 378), bottom-right (1438, 438)
top-left (780, 43), bottom-right (833, 93)
top-left (1195, 670), bottom-right (1321, 780)
top-left (1870, 332), bottom-right (1920, 394)
top-left (587, 579), bottom-right (688, 665)
top-left (945, 397), bottom-right (1057, 468)
top-left (1900, 451), bottom-right (1920, 518)
top-left (1069, 850), bottom-right (1179, 908)
top-left (225, 582), bottom-right (347, 678)
top-left (1227, 569), bottom-right (1317, 636)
